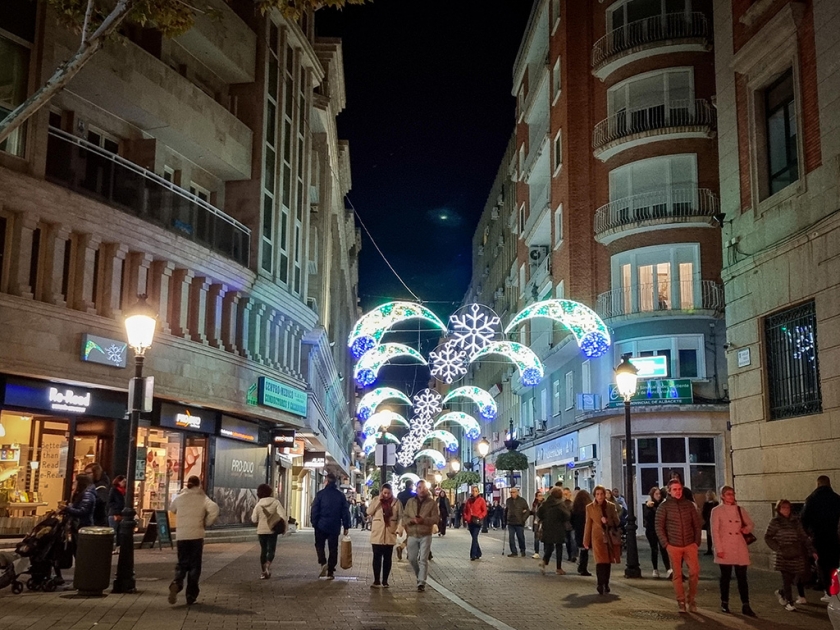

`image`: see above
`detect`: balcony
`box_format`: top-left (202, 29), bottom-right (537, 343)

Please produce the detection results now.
top-left (591, 12), bottom-right (712, 80)
top-left (594, 187), bottom-right (719, 244)
top-left (45, 127), bottom-right (250, 267)
top-left (597, 280), bottom-right (724, 322)
top-left (592, 98), bottom-right (715, 161)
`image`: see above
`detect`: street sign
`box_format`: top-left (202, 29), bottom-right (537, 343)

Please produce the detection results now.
top-left (375, 443), bottom-right (396, 467)
top-left (607, 378), bottom-right (693, 407)
top-left (628, 355), bottom-right (668, 378)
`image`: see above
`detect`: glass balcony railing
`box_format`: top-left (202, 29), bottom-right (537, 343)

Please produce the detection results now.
top-left (597, 280), bottom-right (723, 320)
top-left (45, 127), bottom-right (250, 267)
top-left (594, 186), bottom-right (719, 237)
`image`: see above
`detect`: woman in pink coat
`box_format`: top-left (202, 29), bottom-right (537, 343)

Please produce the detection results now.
top-left (710, 485), bottom-right (755, 616)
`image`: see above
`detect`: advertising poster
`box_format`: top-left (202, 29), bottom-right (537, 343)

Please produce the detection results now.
top-left (212, 439), bottom-right (267, 526)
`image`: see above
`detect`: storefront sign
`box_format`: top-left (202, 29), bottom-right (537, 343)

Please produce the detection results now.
top-left (537, 433), bottom-right (578, 465)
top-left (2, 377), bottom-right (127, 419)
top-left (220, 416), bottom-right (260, 443)
top-left (159, 403), bottom-right (216, 433)
top-left (213, 438), bottom-right (267, 487)
top-left (272, 429), bottom-right (296, 447)
top-left (606, 378), bottom-right (694, 407)
top-left (628, 355), bottom-right (668, 378)
top-left (257, 377), bottom-right (307, 417)
top-left (303, 451), bottom-right (326, 469)
top-left (80, 333), bottom-right (128, 368)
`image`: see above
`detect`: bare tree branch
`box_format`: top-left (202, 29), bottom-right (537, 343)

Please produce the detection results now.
top-left (81, 0), bottom-right (96, 43)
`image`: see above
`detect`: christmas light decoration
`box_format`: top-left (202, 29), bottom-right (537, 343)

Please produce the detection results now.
top-left (434, 412), bottom-right (481, 440)
top-left (348, 301), bottom-right (447, 358)
top-left (362, 432), bottom-right (401, 456)
top-left (429, 341), bottom-right (468, 384)
top-left (413, 449), bottom-right (447, 469)
top-left (447, 303), bottom-right (502, 358)
top-left (354, 343), bottom-right (428, 386)
top-left (469, 341), bottom-right (545, 386)
top-left (412, 388), bottom-right (443, 419)
top-left (504, 299), bottom-right (611, 359)
top-left (356, 387), bottom-right (413, 420)
top-left (361, 410), bottom-right (410, 437)
top-left (421, 430), bottom-right (459, 452)
top-left (399, 472), bottom-right (422, 486)
top-left (442, 386), bottom-right (498, 421)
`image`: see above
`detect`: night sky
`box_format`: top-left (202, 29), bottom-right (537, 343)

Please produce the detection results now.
top-left (317, 1), bottom-right (534, 322)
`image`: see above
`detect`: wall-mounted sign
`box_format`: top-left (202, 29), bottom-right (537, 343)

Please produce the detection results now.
top-left (272, 429), bottom-right (296, 447)
top-left (303, 450), bottom-right (326, 469)
top-left (629, 355), bottom-right (668, 378)
top-left (80, 333), bottom-right (128, 368)
top-left (737, 348), bottom-right (751, 368)
top-left (607, 378), bottom-right (693, 407)
top-left (257, 377), bottom-right (307, 417)
top-left (488, 383), bottom-right (502, 398)
top-left (2, 377), bottom-right (127, 419)
top-left (536, 433), bottom-right (578, 466)
top-left (159, 402), bottom-right (216, 433)
top-left (220, 415), bottom-right (260, 443)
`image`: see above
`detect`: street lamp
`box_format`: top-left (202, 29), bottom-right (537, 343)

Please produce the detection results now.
top-left (434, 471), bottom-right (442, 485)
top-left (450, 458), bottom-right (461, 473)
top-left (114, 295), bottom-right (157, 593)
top-left (477, 437), bottom-right (490, 533)
top-left (615, 355), bottom-right (640, 579)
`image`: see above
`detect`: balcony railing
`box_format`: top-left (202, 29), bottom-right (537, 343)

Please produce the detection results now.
top-left (592, 12), bottom-right (711, 70)
top-left (594, 186), bottom-right (719, 237)
top-left (45, 127), bottom-right (250, 267)
top-left (597, 280), bottom-right (723, 320)
top-left (593, 98), bottom-right (715, 152)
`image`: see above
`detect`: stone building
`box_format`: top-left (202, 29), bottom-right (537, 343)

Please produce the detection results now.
top-left (713, 0), bottom-right (840, 565)
top-left (0, 0), bottom-right (359, 532)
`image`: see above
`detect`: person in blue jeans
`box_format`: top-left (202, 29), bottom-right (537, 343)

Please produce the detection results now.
top-left (505, 488), bottom-right (530, 557)
top-left (463, 486), bottom-right (488, 560)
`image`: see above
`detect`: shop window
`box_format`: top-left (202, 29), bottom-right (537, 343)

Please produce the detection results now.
top-left (688, 437), bottom-right (714, 463)
top-left (637, 437), bottom-right (658, 463)
top-left (763, 69), bottom-right (798, 197)
top-left (0, 34), bottom-right (30, 157)
top-left (660, 437), bottom-right (686, 463)
top-left (689, 465), bottom-right (716, 496)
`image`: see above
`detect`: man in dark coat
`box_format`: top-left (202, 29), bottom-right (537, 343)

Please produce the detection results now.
top-left (310, 473), bottom-right (351, 579)
top-left (801, 475), bottom-right (840, 599)
top-left (504, 487), bottom-right (531, 557)
top-left (397, 480), bottom-right (415, 507)
top-left (84, 462), bottom-right (111, 527)
top-left (437, 489), bottom-right (450, 536)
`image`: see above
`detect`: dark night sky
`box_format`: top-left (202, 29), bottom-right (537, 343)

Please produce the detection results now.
top-left (317, 1), bottom-right (534, 321)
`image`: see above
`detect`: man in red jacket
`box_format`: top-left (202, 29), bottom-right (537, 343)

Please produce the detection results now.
top-left (463, 485), bottom-right (488, 561)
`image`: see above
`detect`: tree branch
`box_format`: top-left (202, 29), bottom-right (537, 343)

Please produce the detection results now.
top-left (81, 0), bottom-right (96, 43)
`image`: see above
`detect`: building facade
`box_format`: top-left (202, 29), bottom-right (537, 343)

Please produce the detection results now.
top-left (0, 0), bottom-right (359, 534)
top-left (714, 0), bottom-right (840, 565)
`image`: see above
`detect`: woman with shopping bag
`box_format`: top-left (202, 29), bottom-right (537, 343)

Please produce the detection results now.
top-left (367, 483), bottom-right (402, 587)
top-left (251, 484), bottom-right (286, 579)
top-left (583, 485), bottom-right (621, 595)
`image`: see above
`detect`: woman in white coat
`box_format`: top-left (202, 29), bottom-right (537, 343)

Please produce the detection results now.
top-left (711, 485), bottom-right (756, 616)
top-left (367, 483), bottom-right (402, 588)
top-left (251, 483), bottom-right (286, 579)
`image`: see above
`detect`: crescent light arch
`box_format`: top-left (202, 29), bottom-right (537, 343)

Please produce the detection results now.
top-left (442, 386), bottom-right (498, 421)
top-left (354, 343), bottom-right (428, 387)
top-left (361, 410), bottom-right (410, 437)
top-left (434, 412), bottom-right (481, 440)
top-left (469, 341), bottom-right (545, 386)
top-left (356, 387), bottom-right (413, 420)
top-left (362, 432), bottom-right (401, 456)
top-left (504, 299), bottom-right (611, 359)
top-left (421, 430), bottom-right (459, 452)
top-left (399, 473), bottom-right (422, 486)
top-left (413, 449), bottom-right (446, 469)
top-left (348, 301), bottom-right (447, 358)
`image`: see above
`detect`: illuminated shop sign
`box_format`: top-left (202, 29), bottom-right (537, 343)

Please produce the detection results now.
top-left (303, 451), bottom-right (326, 469)
top-left (257, 377), bottom-right (307, 417)
top-left (159, 403), bottom-right (216, 433)
top-left (272, 429), bottom-right (296, 447)
top-left (80, 333), bottom-right (127, 368)
top-left (48, 387), bottom-right (91, 413)
top-left (2, 377), bottom-right (126, 419)
top-left (628, 355), bottom-right (669, 378)
top-left (220, 416), bottom-right (260, 443)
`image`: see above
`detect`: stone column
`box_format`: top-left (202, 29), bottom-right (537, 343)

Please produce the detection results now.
top-left (99, 242), bottom-right (129, 319)
top-left (189, 277), bottom-right (210, 345)
top-left (72, 233), bottom-right (101, 314)
top-left (6, 213), bottom-right (38, 299)
top-left (169, 269), bottom-right (194, 339)
top-left (124, 252), bottom-right (153, 304)
top-left (261, 308), bottom-right (278, 366)
top-left (251, 302), bottom-right (267, 363)
top-left (221, 290), bottom-right (240, 354)
top-left (148, 260), bottom-right (175, 335)
top-left (43, 223), bottom-right (72, 306)
top-left (206, 283), bottom-right (227, 349)
top-left (271, 314), bottom-right (286, 369)
top-left (236, 297), bottom-right (255, 360)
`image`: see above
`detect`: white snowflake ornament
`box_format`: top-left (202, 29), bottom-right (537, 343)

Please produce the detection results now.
top-left (412, 389), bottom-right (442, 419)
top-left (447, 303), bottom-right (502, 358)
top-left (429, 341), bottom-right (468, 384)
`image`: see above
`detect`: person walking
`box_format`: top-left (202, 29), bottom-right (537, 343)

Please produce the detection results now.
top-left (531, 490), bottom-right (545, 559)
top-left (765, 499), bottom-right (818, 611)
top-left (368, 483), bottom-right (401, 588)
top-left (463, 485), bottom-right (488, 561)
top-left (643, 487), bottom-right (671, 578)
top-left (504, 487), bottom-right (530, 557)
top-left (251, 483), bottom-right (285, 580)
top-left (358, 501), bottom-right (369, 530)
top-left (491, 499), bottom-right (502, 529)
top-left (656, 478), bottom-right (703, 613)
top-left (437, 489), bottom-right (450, 537)
top-left (310, 473), bottom-right (351, 580)
top-left (167, 476), bottom-right (220, 605)
top-left (537, 486), bottom-right (570, 575)
top-left (84, 463), bottom-right (111, 527)
top-left (710, 486), bottom-right (756, 616)
top-left (402, 480), bottom-right (439, 592)
top-left (562, 487), bottom-right (577, 562)
top-left (702, 490), bottom-right (719, 556)
top-left (394, 481), bottom-right (415, 561)
top-left (800, 475), bottom-right (840, 600)
top-left (571, 489), bottom-right (592, 576)
top-left (453, 501), bottom-right (462, 529)
top-left (584, 485), bottom-right (621, 594)
top-left (107, 475), bottom-right (126, 553)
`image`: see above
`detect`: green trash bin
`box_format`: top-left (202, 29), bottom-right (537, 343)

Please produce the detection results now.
top-left (73, 526), bottom-right (114, 595)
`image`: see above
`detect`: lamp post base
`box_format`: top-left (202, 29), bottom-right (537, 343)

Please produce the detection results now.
top-left (623, 516), bottom-right (642, 579)
top-left (112, 508), bottom-right (138, 594)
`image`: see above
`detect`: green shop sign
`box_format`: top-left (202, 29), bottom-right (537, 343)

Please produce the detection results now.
top-left (257, 377), bottom-right (308, 417)
top-left (607, 378), bottom-right (693, 407)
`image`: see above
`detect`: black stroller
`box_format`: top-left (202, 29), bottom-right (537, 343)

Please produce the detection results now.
top-left (0, 551), bottom-right (24, 594)
top-left (14, 511), bottom-right (74, 592)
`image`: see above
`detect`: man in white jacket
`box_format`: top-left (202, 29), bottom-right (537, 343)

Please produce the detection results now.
top-left (168, 476), bottom-right (219, 605)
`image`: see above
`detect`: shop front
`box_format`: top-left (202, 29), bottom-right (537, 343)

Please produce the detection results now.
top-left (0, 376), bottom-right (126, 535)
top-left (211, 416), bottom-right (269, 526)
top-left (534, 432), bottom-right (578, 491)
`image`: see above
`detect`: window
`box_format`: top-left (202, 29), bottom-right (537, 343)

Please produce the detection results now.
top-left (765, 301), bottom-right (821, 420)
top-left (614, 334), bottom-right (706, 378)
top-left (261, 22), bottom-right (280, 274)
top-left (608, 68), bottom-right (693, 131)
top-left (189, 183), bottom-right (209, 203)
top-left (764, 69), bottom-right (798, 196)
top-left (612, 243), bottom-right (699, 315)
top-left (517, 84), bottom-right (526, 119)
top-left (552, 58), bottom-right (561, 103)
top-left (608, 154), bottom-right (697, 218)
top-left (518, 203), bottom-right (525, 236)
top-left (553, 130), bottom-right (562, 174)
top-left (554, 203), bottom-right (563, 248)
top-left (582, 360), bottom-right (591, 394)
top-left (163, 167), bottom-right (174, 183)
top-left (555, 280), bottom-right (564, 299)
top-left (0, 34), bottom-right (30, 157)
top-left (552, 378), bottom-right (561, 416)
top-left (564, 371), bottom-right (574, 410)
top-left (551, 0), bottom-right (561, 33)
top-left (608, 0), bottom-right (691, 35)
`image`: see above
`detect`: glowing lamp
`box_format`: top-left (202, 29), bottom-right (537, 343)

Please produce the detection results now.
top-left (124, 295), bottom-right (157, 355)
top-left (434, 472), bottom-right (442, 483)
top-left (477, 437), bottom-right (490, 458)
top-left (450, 459), bottom-right (461, 473)
top-left (615, 356), bottom-right (640, 401)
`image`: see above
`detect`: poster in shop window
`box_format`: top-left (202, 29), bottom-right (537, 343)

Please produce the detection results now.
top-left (212, 439), bottom-right (268, 526)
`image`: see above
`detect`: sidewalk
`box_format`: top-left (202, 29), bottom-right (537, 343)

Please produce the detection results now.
top-left (0, 526), bottom-right (834, 630)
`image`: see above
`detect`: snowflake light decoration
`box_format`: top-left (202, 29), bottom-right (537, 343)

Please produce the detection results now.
top-left (447, 303), bottom-right (502, 358)
top-left (429, 341), bottom-right (468, 384)
top-left (105, 343), bottom-right (127, 365)
top-left (412, 388), bottom-right (442, 419)
top-left (410, 414), bottom-right (433, 435)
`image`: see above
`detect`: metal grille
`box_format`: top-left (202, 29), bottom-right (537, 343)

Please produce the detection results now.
top-left (765, 301), bottom-right (822, 420)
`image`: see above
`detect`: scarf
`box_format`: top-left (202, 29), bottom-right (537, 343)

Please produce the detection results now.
top-left (117, 486), bottom-right (126, 496)
top-left (380, 496), bottom-right (394, 525)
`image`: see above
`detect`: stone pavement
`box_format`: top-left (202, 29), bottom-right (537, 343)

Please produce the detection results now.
top-left (0, 526), bottom-right (834, 630)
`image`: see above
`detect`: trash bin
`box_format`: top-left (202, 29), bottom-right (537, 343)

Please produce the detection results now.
top-left (74, 526), bottom-right (114, 595)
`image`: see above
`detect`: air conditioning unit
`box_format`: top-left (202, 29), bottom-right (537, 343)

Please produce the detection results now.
top-left (537, 420), bottom-right (548, 432)
top-left (306, 297), bottom-right (318, 312)
top-left (307, 259), bottom-right (317, 275)
top-left (529, 246), bottom-right (549, 267)
top-left (497, 235), bottom-right (505, 247)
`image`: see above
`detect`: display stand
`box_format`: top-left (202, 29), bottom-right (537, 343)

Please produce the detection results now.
top-left (139, 510), bottom-right (173, 550)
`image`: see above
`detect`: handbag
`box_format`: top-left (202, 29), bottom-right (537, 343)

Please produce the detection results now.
top-left (340, 535), bottom-right (353, 569)
top-left (737, 506), bottom-right (756, 545)
top-left (262, 504), bottom-right (286, 535)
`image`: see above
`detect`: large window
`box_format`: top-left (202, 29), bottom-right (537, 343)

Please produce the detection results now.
top-left (608, 154), bottom-right (697, 221)
top-left (765, 301), bottom-right (821, 420)
top-left (0, 34), bottom-right (30, 157)
top-left (628, 435), bottom-right (717, 502)
top-left (608, 68), bottom-right (693, 130)
top-left (609, 0), bottom-right (691, 33)
top-left (614, 334), bottom-right (705, 378)
top-left (612, 243), bottom-right (699, 314)
top-left (764, 69), bottom-right (798, 196)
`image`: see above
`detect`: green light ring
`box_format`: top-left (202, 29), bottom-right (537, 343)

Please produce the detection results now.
top-left (348, 301), bottom-right (447, 352)
top-left (441, 386), bottom-right (498, 421)
top-left (357, 388), bottom-right (412, 420)
top-left (503, 299), bottom-right (611, 356)
top-left (361, 411), bottom-right (410, 437)
top-left (413, 449), bottom-right (447, 469)
top-left (433, 412), bottom-right (481, 440)
top-left (354, 343), bottom-right (428, 386)
top-left (468, 341), bottom-right (545, 385)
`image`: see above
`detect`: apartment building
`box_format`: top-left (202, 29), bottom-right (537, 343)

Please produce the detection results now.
top-left (0, 0), bottom-right (359, 531)
top-left (713, 0), bottom-right (840, 564)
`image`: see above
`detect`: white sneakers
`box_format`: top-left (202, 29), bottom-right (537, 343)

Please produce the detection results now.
top-left (776, 590), bottom-right (787, 605)
top-left (665, 569), bottom-right (674, 579)
top-left (652, 569), bottom-right (660, 578)
top-left (821, 594), bottom-right (833, 603)
top-left (532, 553), bottom-right (541, 559)
top-left (795, 596), bottom-right (807, 605)
top-left (784, 604), bottom-right (796, 612)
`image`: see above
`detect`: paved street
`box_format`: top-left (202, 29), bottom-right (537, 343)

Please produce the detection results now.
top-left (0, 527), bottom-right (834, 630)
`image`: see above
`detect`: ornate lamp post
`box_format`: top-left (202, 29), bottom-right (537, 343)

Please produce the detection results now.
top-left (615, 355), bottom-right (641, 579)
top-left (113, 295), bottom-right (157, 593)
top-left (477, 436), bottom-right (490, 533)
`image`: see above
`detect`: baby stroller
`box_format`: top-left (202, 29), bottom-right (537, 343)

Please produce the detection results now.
top-left (0, 551), bottom-right (24, 594)
top-left (14, 511), bottom-right (73, 592)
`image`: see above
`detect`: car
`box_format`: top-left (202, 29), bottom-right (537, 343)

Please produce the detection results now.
top-left (828, 569), bottom-right (840, 629)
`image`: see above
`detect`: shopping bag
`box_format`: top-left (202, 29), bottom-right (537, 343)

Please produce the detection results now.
top-left (340, 535), bottom-right (353, 569)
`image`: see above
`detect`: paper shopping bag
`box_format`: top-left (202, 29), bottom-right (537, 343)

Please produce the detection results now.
top-left (340, 535), bottom-right (353, 569)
